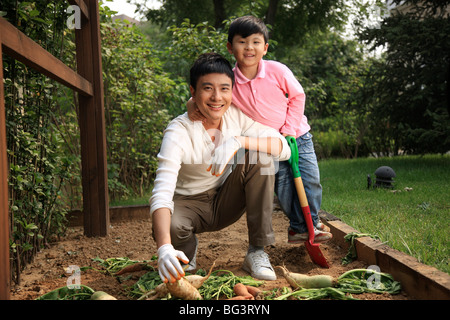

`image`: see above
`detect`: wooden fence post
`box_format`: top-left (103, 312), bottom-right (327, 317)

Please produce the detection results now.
top-left (75, 0), bottom-right (109, 237)
top-left (0, 34), bottom-right (11, 300)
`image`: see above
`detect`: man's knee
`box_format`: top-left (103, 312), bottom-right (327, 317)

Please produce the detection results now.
top-left (247, 151), bottom-right (276, 175)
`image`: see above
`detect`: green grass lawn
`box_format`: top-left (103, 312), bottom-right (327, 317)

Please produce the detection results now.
top-left (318, 154), bottom-right (450, 274)
top-left (110, 193), bottom-right (152, 207)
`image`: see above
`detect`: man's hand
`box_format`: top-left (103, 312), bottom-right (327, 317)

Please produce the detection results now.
top-left (207, 137), bottom-right (242, 176)
top-left (187, 98), bottom-right (206, 122)
top-left (157, 244), bottom-right (189, 283)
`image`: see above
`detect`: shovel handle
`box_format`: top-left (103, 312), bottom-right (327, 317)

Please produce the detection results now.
top-left (293, 176), bottom-right (308, 209)
top-left (286, 137), bottom-right (315, 237)
top-left (293, 177), bottom-right (315, 236)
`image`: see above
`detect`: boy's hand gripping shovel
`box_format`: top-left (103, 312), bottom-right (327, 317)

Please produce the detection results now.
top-left (286, 136), bottom-right (329, 268)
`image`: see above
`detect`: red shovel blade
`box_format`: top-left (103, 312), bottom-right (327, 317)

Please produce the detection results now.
top-left (305, 241), bottom-right (330, 268)
top-left (302, 203), bottom-right (330, 268)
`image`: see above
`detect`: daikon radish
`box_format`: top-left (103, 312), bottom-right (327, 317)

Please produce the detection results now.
top-left (90, 291), bottom-right (117, 300)
top-left (184, 261), bottom-right (216, 288)
top-left (276, 265), bottom-right (335, 289)
top-left (144, 261), bottom-right (216, 300)
top-left (166, 277), bottom-right (203, 300)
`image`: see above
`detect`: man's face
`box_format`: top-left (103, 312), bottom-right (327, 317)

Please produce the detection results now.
top-left (190, 73), bottom-right (233, 125)
top-left (227, 33), bottom-right (268, 69)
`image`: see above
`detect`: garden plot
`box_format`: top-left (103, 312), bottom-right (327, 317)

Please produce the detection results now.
top-left (10, 210), bottom-right (409, 300)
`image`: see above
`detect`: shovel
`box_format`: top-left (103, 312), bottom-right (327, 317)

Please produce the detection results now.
top-left (286, 136), bottom-right (329, 268)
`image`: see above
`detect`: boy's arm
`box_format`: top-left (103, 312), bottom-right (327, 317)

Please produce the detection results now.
top-left (208, 135), bottom-right (287, 176)
top-left (186, 98), bottom-right (206, 122)
top-left (280, 69), bottom-right (307, 137)
top-left (236, 136), bottom-right (283, 157)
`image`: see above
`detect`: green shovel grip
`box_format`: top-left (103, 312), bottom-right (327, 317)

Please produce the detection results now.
top-left (286, 136), bottom-right (301, 178)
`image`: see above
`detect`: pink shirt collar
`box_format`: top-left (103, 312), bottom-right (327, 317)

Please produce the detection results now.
top-left (234, 60), bottom-right (266, 84)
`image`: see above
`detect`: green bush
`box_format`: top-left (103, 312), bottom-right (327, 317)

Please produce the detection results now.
top-left (100, 8), bottom-right (175, 199)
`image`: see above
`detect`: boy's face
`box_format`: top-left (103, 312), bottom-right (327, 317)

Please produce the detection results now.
top-left (190, 73), bottom-right (233, 125)
top-left (227, 33), bottom-right (268, 69)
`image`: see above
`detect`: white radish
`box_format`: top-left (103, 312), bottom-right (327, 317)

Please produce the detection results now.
top-left (276, 265), bottom-right (335, 289)
top-left (166, 277), bottom-right (203, 300)
top-left (184, 261), bottom-right (216, 288)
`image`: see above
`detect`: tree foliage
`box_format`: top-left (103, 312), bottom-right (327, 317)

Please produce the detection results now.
top-left (144, 0), bottom-right (351, 46)
top-left (281, 31), bottom-right (374, 159)
top-left (100, 6), bottom-right (175, 198)
top-left (358, 0), bottom-right (450, 154)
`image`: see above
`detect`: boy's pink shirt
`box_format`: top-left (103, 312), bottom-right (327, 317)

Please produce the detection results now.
top-left (231, 59), bottom-right (309, 138)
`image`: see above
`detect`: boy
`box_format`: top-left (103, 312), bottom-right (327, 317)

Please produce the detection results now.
top-left (151, 52), bottom-right (291, 282)
top-left (188, 16), bottom-right (331, 243)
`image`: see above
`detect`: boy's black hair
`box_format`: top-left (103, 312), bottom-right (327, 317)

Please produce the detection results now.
top-left (189, 52), bottom-right (235, 89)
top-left (227, 15), bottom-right (269, 44)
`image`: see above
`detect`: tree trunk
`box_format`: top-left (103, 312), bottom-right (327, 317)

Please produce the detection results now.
top-left (265, 0), bottom-right (279, 31)
top-left (213, 0), bottom-right (226, 28)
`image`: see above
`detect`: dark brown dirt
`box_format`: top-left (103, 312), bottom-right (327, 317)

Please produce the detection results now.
top-left (10, 210), bottom-right (409, 300)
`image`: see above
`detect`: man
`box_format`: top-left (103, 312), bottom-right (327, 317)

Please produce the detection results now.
top-left (150, 53), bottom-right (291, 283)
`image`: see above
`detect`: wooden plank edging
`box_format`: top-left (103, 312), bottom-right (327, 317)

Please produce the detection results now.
top-left (67, 204), bottom-right (150, 227)
top-left (322, 217), bottom-right (450, 300)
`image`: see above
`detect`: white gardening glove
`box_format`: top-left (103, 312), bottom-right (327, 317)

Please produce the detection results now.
top-left (207, 136), bottom-right (242, 176)
top-left (157, 244), bottom-right (189, 283)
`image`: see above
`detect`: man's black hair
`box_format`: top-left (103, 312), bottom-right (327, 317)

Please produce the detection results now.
top-left (227, 15), bottom-right (269, 44)
top-left (189, 52), bottom-right (235, 89)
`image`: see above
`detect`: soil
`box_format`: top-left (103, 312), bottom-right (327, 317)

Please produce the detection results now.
top-left (10, 210), bottom-right (409, 300)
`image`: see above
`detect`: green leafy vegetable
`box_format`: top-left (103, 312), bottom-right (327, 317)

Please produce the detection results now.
top-left (337, 268), bottom-right (401, 294)
top-left (36, 285), bottom-right (95, 300)
top-left (129, 270), bottom-right (163, 298)
top-left (342, 232), bottom-right (380, 265)
top-left (93, 256), bottom-right (150, 275)
top-left (198, 270), bottom-right (264, 300)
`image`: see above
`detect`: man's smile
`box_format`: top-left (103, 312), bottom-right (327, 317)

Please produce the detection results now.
top-left (207, 104), bottom-right (224, 109)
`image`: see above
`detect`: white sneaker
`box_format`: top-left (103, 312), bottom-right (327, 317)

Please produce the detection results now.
top-left (242, 250), bottom-right (276, 281)
top-left (316, 221), bottom-right (330, 233)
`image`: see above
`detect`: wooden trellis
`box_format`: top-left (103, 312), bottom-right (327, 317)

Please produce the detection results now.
top-left (0, 0), bottom-right (109, 299)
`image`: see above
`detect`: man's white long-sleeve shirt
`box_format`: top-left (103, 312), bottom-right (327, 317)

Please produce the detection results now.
top-left (150, 105), bottom-right (291, 215)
